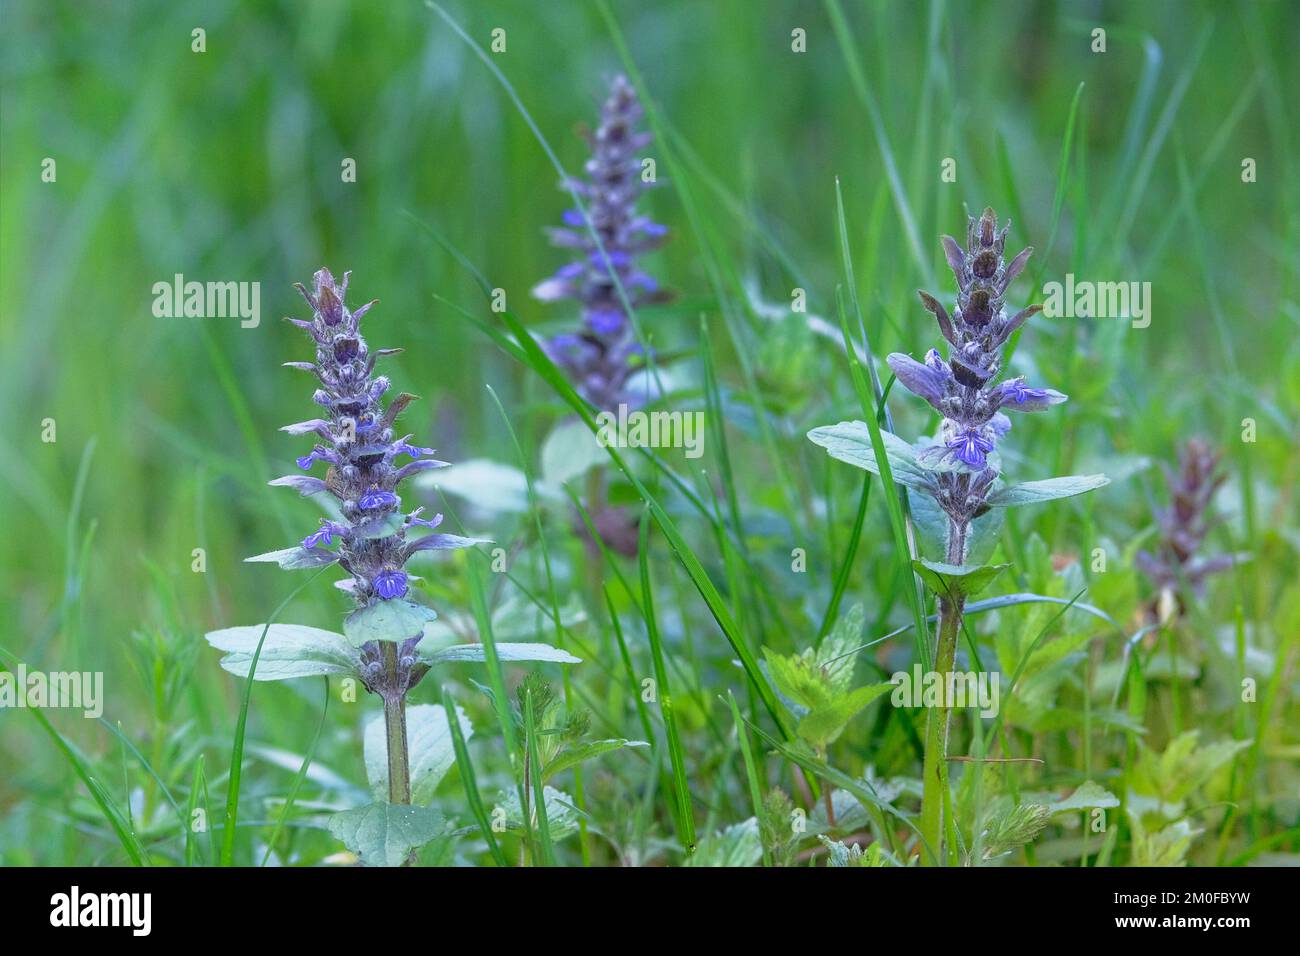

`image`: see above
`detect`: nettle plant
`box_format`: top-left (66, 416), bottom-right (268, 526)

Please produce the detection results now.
top-left (205, 269), bottom-right (578, 866)
top-left (809, 208), bottom-right (1109, 864)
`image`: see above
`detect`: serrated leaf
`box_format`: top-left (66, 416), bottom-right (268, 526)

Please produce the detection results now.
top-left (984, 474), bottom-right (1110, 507)
top-left (244, 546), bottom-right (338, 569)
top-left (327, 802), bottom-right (445, 867)
top-left (819, 835), bottom-right (894, 867)
top-left (205, 624), bottom-right (360, 681)
top-left (421, 642), bottom-right (582, 665)
top-left (763, 647), bottom-right (833, 712)
top-left (797, 682), bottom-right (893, 748)
top-left (912, 559), bottom-right (1010, 599)
top-left (807, 421), bottom-right (937, 492)
top-left (495, 786), bottom-right (580, 841)
top-left (343, 600), bottom-right (437, 646)
top-left (541, 738), bottom-right (649, 783)
top-left (364, 704), bottom-right (471, 804)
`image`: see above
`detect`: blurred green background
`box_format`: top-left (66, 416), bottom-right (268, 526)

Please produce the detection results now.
top-left (2, 0), bottom-right (1297, 864)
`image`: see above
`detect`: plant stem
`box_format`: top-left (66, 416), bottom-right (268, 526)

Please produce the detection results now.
top-left (381, 642), bottom-right (411, 805)
top-left (918, 518), bottom-right (969, 864)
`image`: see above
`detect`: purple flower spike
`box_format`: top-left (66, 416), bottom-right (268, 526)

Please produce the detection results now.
top-left (532, 74), bottom-right (672, 412)
top-left (252, 267), bottom-right (492, 707)
top-left (372, 569), bottom-right (409, 600)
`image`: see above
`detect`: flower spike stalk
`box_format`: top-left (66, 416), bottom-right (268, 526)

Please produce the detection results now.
top-left (205, 271), bottom-right (579, 862)
top-left (810, 207), bottom-right (1109, 864)
top-left (1137, 437), bottom-right (1239, 623)
top-left (274, 268), bottom-right (479, 801)
top-left (533, 74), bottom-right (671, 558)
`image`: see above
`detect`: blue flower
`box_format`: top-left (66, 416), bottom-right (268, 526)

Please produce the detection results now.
top-left (947, 429), bottom-right (996, 470)
top-left (392, 438), bottom-right (437, 459)
top-left (994, 378), bottom-right (1068, 413)
top-left (302, 520), bottom-right (346, 549)
top-left (358, 485), bottom-right (398, 511)
top-left (296, 447), bottom-right (336, 470)
top-left (373, 569), bottom-right (408, 600)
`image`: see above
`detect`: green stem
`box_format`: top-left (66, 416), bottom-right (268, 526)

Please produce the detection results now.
top-left (918, 517), bottom-right (968, 865)
top-left (381, 642), bottom-right (411, 806)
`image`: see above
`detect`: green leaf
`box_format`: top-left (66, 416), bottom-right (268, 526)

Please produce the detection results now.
top-left (495, 786), bottom-right (581, 841)
top-left (327, 802), bottom-right (445, 867)
top-left (540, 738), bottom-right (649, 783)
top-left (984, 474), bottom-right (1110, 507)
top-left (807, 421), bottom-right (937, 492)
top-left (1045, 781), bottom-right (1120, 814)
top-left (364, 704), bottom-right (472, 805)
top-left (343, 600), bottom-right (437, 647)
top-left (244, 546), bottom-right (337, 569)
top-left (421, 642), bottom-right (581, 665)
top-left (819, 835), bottom-right (894, 867)
top-left (541, 417), bottom-right (607, 485)
top-left (683, 818), bottom-right (763, 867)
top-left (205, 624), bottom-right (360, 681)
top-left (763, 647), bottom-right (834, 712)
top-left (419, 457), bottom-right (560, 513)
top-left (911, 559), bottom-right (1010, 599)
top-left (798, 682), bottom-right (893, 748)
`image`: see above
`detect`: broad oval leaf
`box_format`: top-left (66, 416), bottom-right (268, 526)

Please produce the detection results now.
top-left (807, 421), bottom-right (937, 492)
top-left (912, 559), bottom-right (1010, 599)
top-left (541, 417), bottom-right (607, 486)
top-left (205, 623), bottom-right (360, 681)
top-left (984, 474), bottom-right (1109, 507)
top-left (344, 600), bottom-right (438, 646)
top-left (327, 803), bottom-right (445, 867)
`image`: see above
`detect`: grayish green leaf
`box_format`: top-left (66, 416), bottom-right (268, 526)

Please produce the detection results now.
top-left (985, 474), bottom-right (1110, 507)
top-left (421, 642), bottom-right (582, 665)
top-left (807, 421), bottom-right (937, 492)
top-left (205, 624), bottom-right (360, 681)
top-left (912, 559), bottom-right (1010, 599)
top-left (327, 802), bottom-right (445, 867)
top-left (343, 600), bottom-right (437, 647)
